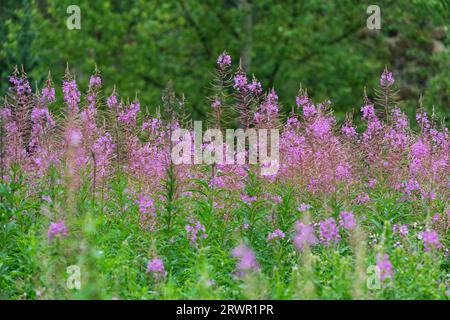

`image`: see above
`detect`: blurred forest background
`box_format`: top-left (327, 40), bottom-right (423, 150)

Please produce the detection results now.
top-left (1, 0), bottom-right (449, 124)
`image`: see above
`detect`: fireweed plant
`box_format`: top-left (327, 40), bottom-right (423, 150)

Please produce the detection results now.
top-left (0, 52), bottom-right (448, 300)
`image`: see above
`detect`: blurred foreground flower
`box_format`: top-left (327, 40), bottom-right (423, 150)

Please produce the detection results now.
top-left (293, 221), bottom-right (318, 251)
top-left (232, 245), bottom-right (260, 272)
top-left (47, 221), bottom-right (68, 240)
top-left (146, 258), bottom-right (167, 279)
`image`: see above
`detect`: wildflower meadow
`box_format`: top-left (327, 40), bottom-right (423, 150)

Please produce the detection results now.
top-left (0, 49), bottom-right (448, 301)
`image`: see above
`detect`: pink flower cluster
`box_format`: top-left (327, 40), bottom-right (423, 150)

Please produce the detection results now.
top-left (422, 230), bottom-right (441, 251)
top-left (232, 245), bottom-right (260, 272)
top-left (146, 258), bottom-right (167, 279)
top-left (376, 253), bottom-right (394, 282)
top-left (293, 222), bottom-right (318, 251)
top-left (319, 218), bottom-right (341, 246)
top-left (48, 221), bottom-right (68, 240)
top-left (380, 69), bottom-right (394, 87)
top-left (267, 229), bottom-right (285, 241)
top-left (339, 211), bottom-right (356, 231)
top-left (217, 52), bottom-right (232, 69)
top-left (185, 218), bottom-right (208, 246)
top-left (62, 79), bottom-right (81, 115)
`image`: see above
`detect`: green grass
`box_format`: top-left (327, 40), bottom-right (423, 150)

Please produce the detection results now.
top-left (0, 166), bottom-right (448, 300)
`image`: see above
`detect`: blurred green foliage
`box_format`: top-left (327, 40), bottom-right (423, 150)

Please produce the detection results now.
top-left (1, 0), bottom-right (448, 122)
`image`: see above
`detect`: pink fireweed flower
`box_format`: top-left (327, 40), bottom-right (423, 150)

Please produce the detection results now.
top-left (255, 89), bottom-right (279, 125)
top-left (362, 115), bottom-right (382, 142)
top-left (208, 176), bottom-right (226, 188)
top-left (253, 112), bottom-right (262, 123)
top-left (267, 88), bottom-right (278, 104)
top-left (341, 125), bottom-right (357, 138)
top-left (309, 117), bottom-right (333, 140)
top-left (391, 107), bottom-right (408, 129)
top-left (339, 211), bottom-right (356, 231)
top-left (319, 218), bottom-right (340, 246)
top-left (265, 89), bottom-right (279, 111)
top-left (286, 116), bottom-right (299, 127)
top-left (146, 258), bottom-right (167, 279)
top-left (217, 52), bottom-right (232, 69)
top-left (376, 253), bottom-right (394, 282)
top-left (262, 193), bottom-right (282, 204)
top-left (48, 221), bottom-right (68, 240)
top-left (293, 221), bottom-right (318, 251)
top-left (107, 94), bottom-right (118, 109)
top-left (91, 132), bottom-right (114, 178)
top-left (137, 194), bottom-right (156, 217)
top-left (232, 245), bottom-right (260, 272)
top-left (213, 202), bottom-right (224, 209)
top-left (234, 223), bottom-right (250, 233)
top-left (142, 117), bottom-right (162, 134)
top-left (404, 178), bottom-right (420, 196)
top-left (335, 163), bottom-right (352, 181)
top-left (272, 195), bottom-right (282, 204)
top-left (89, 75), bottom-right (102, 87)
top-left (267, 229), bottom-right (286, 241)
top-left (0, 107), bottom-right (12, 119)
top-left (298, 203), bottom-right (312, 212)
top-left (41, 86), bottom-right (56, 102)
top-left (233, 72), bottom-right (248, 92)
top-left (241, 194), bottom-right (257, 205)
top-left (380, 69), bottom-right (394, 87)
top-left (361, 104), bottom-right (376, 119)
top-left (416, 111), bottom-right (431, 129)
top-left (9, 74), bottom-right (32, 96)
top-left (302, 103), bottom-right (317, 118)
top-left (9, 73), bottom-right (32, 123)
top-left (211, 98), bottom-right (221, 109)
top-left (392, 224), bottom-right (409, 237)
top-left (118, 101), bottom-right (140, 127)
top-left (355, 192), bottom-right (370, 204)
top-left (80, 100), bottom-right (98, 134)
top-left (295, 95), bottom-right (309, 108)
top-left (422, 230), bottom-right (441, 251)
top-left (411, 138), bottom-right (429, 159)
top-left (367, 178), bottom-right (378, 188)
top-left (247, 76), bottom-right (262, 95)
top-left (432, 213), bottom-right (441, 224)
top-left (62, 79), bottom-right (81, 114)
top-left (31, 106), bottom-right (55, 127)
top-left (185, 218), bottom-right (208, 246)
top-left (66, 127), bottom-right (82, 147)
